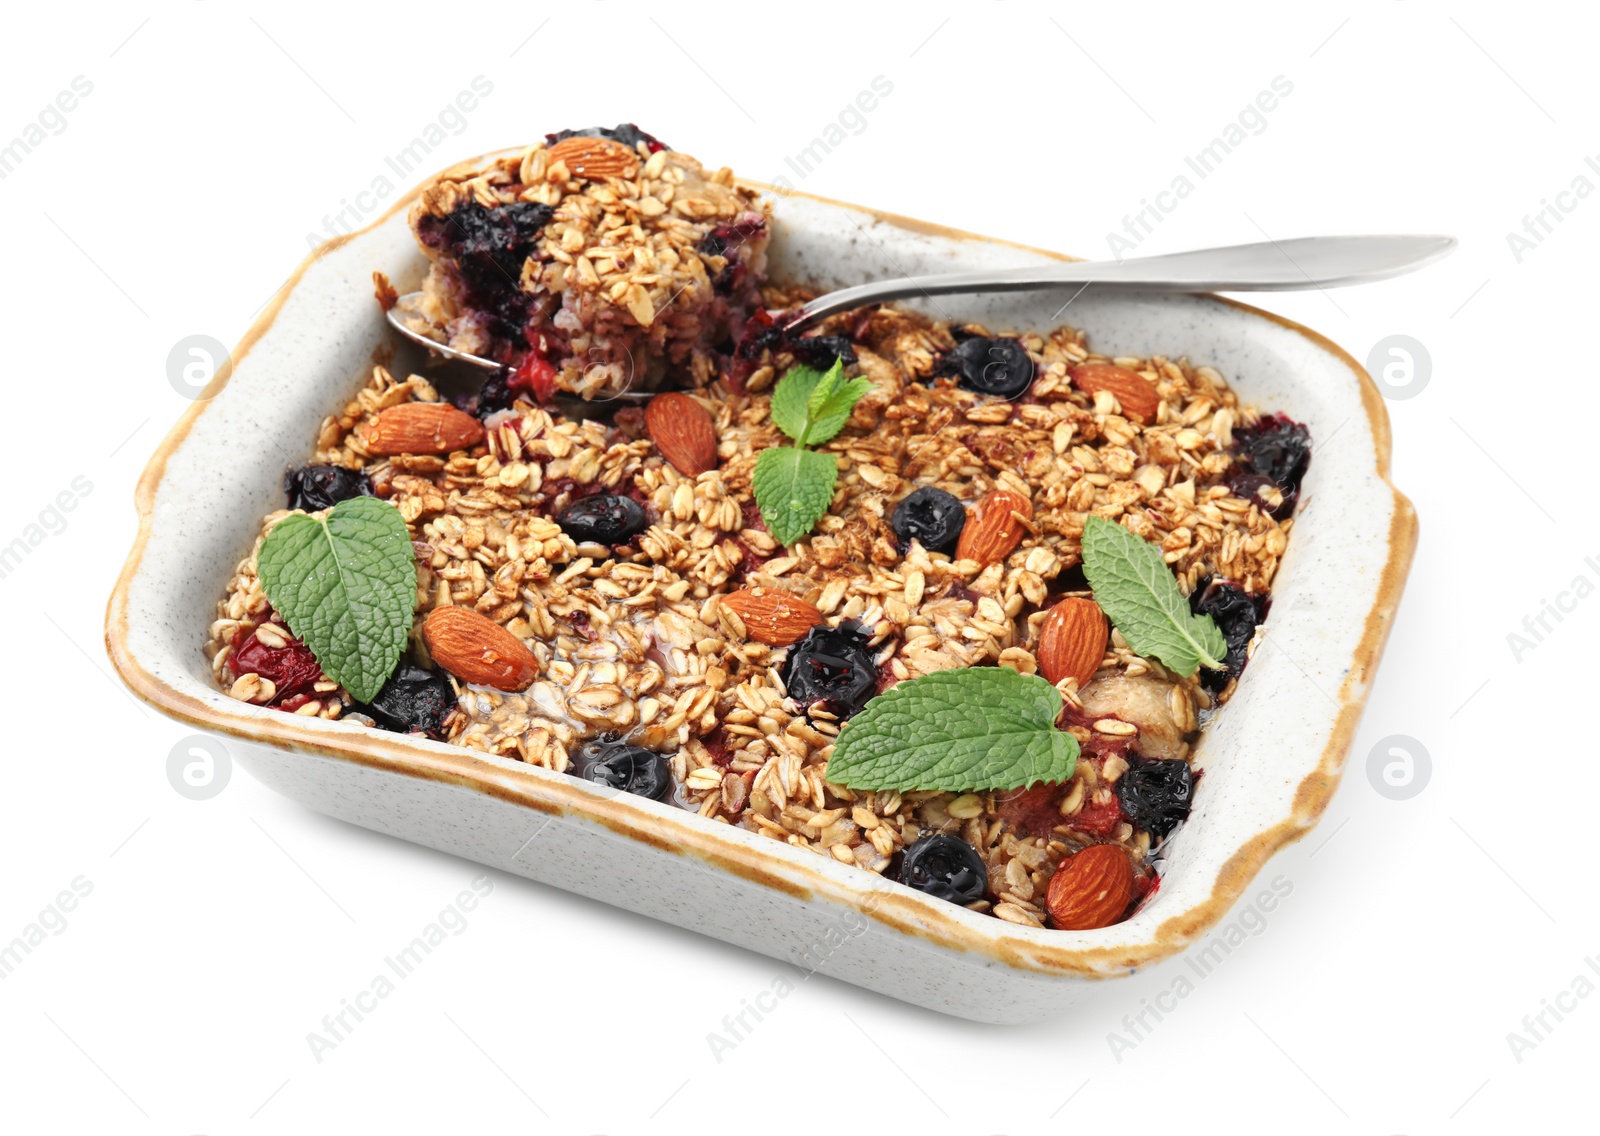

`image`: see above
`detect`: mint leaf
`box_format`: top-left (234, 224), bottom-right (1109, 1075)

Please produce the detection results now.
top-left (1080, 515), bottom-right (1227, 677)
top-left (768, 363), bottom-right (829, 443)
top-left (755, 360), bottom-right (873, 545)
top-left (256, 496), bottom-right (416, 702)
top-left (826, 668), bottom-right (1078, 792)
top-left (753, 446), bottom-right (837, 545)
top-left (801, 366), bottom-right (873, 447)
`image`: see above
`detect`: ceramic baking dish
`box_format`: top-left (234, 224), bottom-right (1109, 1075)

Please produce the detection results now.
top-left (105, 161), bottom-right (1415, 1023)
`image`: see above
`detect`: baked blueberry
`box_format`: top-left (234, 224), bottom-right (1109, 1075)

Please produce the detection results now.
top-left (557, 495), bottom-right (649, 545)
top-left (569, 738), bottom-right (672, 800)
top-left (1115, 756), bottom-right (1194, 840)
top-left (362, 666), bottom-right (457, 738)
top-left (1191, 578), bottom-right (1267, 693)
top-left (1228, 414), bottom-right (1310, 518)
top-left (897, 834), bottom-right (989, 904)
top-left (788, 334), bottom-right (858, 370)
top-left (284, 464), bottom-right (373, 512)
top-left (890, 486), bottom-right (966, 555)
top-left (780, 624), bottom-right (878, 717)
top-left (414, 200), bottom-right (555, 337)
top-left (937, 336), bottom-right (1035, 398)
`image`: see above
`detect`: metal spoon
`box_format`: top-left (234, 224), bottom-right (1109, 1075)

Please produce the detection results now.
top-left (386, 234), bottom-right (1455, 381)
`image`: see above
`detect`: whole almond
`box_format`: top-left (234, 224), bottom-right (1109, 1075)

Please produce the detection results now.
top-left (1038, 598), bottom-right (1109, 689)
top-left (1070, 363), bottom-right (1162, 425)
top-left (720, 588), bottom-right (821, 646)
top-left (422, 606), bottom-right (538, 692)
top-left (956, 489), bottom-right (1032, 566)
top-left (645, 392), bottom-right (718, 476)
top-left (366, 402), bottom-right (486, 456)
top-left (546, 135), bottom-right (640, 180)
top-left (1046, 843), bottom-right (1135, 930)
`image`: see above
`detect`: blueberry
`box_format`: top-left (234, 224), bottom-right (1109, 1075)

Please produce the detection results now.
top-left (1115, 756), bottom-right (1194, 840)
top-left (1191, 579), bottom-right (1267, 694)
top-left (788, 335), bottom-right (858, 370)
top-left (557, 495), bottom-right (648, 545)
top-left (897, 834), bottom-right (989, 904)
top-left (472, 366), bottom-right (516, 418)
top-left (568, 738), bottom-right (672, 800)
top-left (937, 336), bottom-right (1035, 398)
top-left (779, 624), bottom-right (878, 717)
top-left (284, 464), bottom-right (373, 512)
top-left (1229, 414), bottom-right (1310, 517)
top-left (890, 486), bottom-right (966, 555)
top-left (414, 200), bottom-right (554, 336)
top-left (362, 666), bottom-right (457, 738)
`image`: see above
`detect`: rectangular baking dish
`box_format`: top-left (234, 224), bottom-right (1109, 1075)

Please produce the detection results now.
top-left (106, 161), bottom-right (1415, 1023)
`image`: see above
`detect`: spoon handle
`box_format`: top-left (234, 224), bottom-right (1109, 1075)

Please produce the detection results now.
top-left (791, 234), bottom-right (1456, 328)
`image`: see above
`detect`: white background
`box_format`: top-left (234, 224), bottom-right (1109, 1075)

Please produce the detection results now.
top-left (1, 2), bottom-right (1593, 1132)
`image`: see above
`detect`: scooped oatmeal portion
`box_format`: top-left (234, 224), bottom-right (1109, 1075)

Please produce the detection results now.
top-left (209, 279), bottom-right (1308, 932)
top-left (398, 124), bottom-right (769, 401)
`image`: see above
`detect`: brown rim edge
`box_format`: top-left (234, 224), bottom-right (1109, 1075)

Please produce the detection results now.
top-left (105, 156), bottom-right (1419, 980)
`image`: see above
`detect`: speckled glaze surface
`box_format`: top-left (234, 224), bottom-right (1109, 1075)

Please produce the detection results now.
top-left (105, 158), bottom-right (1416, 1023)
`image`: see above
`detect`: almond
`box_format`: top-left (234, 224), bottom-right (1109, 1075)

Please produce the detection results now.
top-left (645, 392), bottom-right (718, 476)
top-left (1037, 598), bottom-right (1109, 689)
top-left (719, 588), bottom-right (821, 646)
top-left (422, 606), bottom-right (537, 691)
top-left (1070, 362), bottom-right (1162, 424)
top-left (366, 402), bottom-right (486, 456)
top-left (546, 135), bottom-right (640, 181)
top-left (1046, 843), bottom-right (1135, 930)
top-left (955, 489), bottom-right (1032, 566)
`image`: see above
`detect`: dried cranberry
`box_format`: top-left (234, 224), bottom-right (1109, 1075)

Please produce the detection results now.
top-left (897, 834), bottom-right (989, 904)
top-left (230, 625), bottom-right (323, 704)
top-left (284, 465), bottom-right (373, 512)
top-left (508, 350), bottom-right (557, 404)
top-left (1115, 757), bottom-right (1194, 840)
top-left (994, 781), bottom-right (1065, 838)
top-left (1191, 578), bottom-right (1267, 694)
top-left (1068, 793), bottom-right (1125, 838)
top-left (568, 738), bottom-right (672, 800)
top-left (556, 494), bottom-right (648, 545)
top-left (779, 624), bottom-right (878, 717)
top-left (936, 336), bottom-right (1035, 399)
top-left (1228, 414), bottom-right (1310, 518)
top-left (361, 666), bottom-right (456, 738)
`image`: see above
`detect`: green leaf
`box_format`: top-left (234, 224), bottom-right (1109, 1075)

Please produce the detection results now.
top-left (825, 668), bottom-right (1078, 792)
top-left (1080, 515), bottom-right (1227, 677)
top-left (768, 359), bottom-right (872, 448)
top-left (256, 496), bottom-right (417, 702)
top-left (753, 446), bottom-right (837, 545)
top-left (801, 367), bottom-right (873, 447)
top-left (768, 362), bottom-right (829, 443)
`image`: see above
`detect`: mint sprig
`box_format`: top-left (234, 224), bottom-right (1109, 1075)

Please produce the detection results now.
top-left (825, 668), bottom-right (1079, 793)
top-left (754, 359), bottom-right (871, 544)
top-left (1080, 515), bottom-right (1226, 677)
top-left (256, 496), bottom-right (417, 702)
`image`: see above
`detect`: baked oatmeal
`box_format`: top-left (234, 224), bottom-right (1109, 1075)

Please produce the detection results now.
top-left (208, 135), bottom-right (1310, 932)
top-left (398, 125), bottom-right (769, 401)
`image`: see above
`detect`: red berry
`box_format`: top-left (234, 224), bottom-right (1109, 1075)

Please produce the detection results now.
top-left (1068, 793), bottom-right (1124, 838)
top-left (230, 624), bottom-right (323, 704)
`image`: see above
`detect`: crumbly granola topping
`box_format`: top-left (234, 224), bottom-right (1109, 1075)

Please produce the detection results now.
top-left (209, 288), bottom-right (1297, 928)
top-left (404, 139), bottom-right (769, 399)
